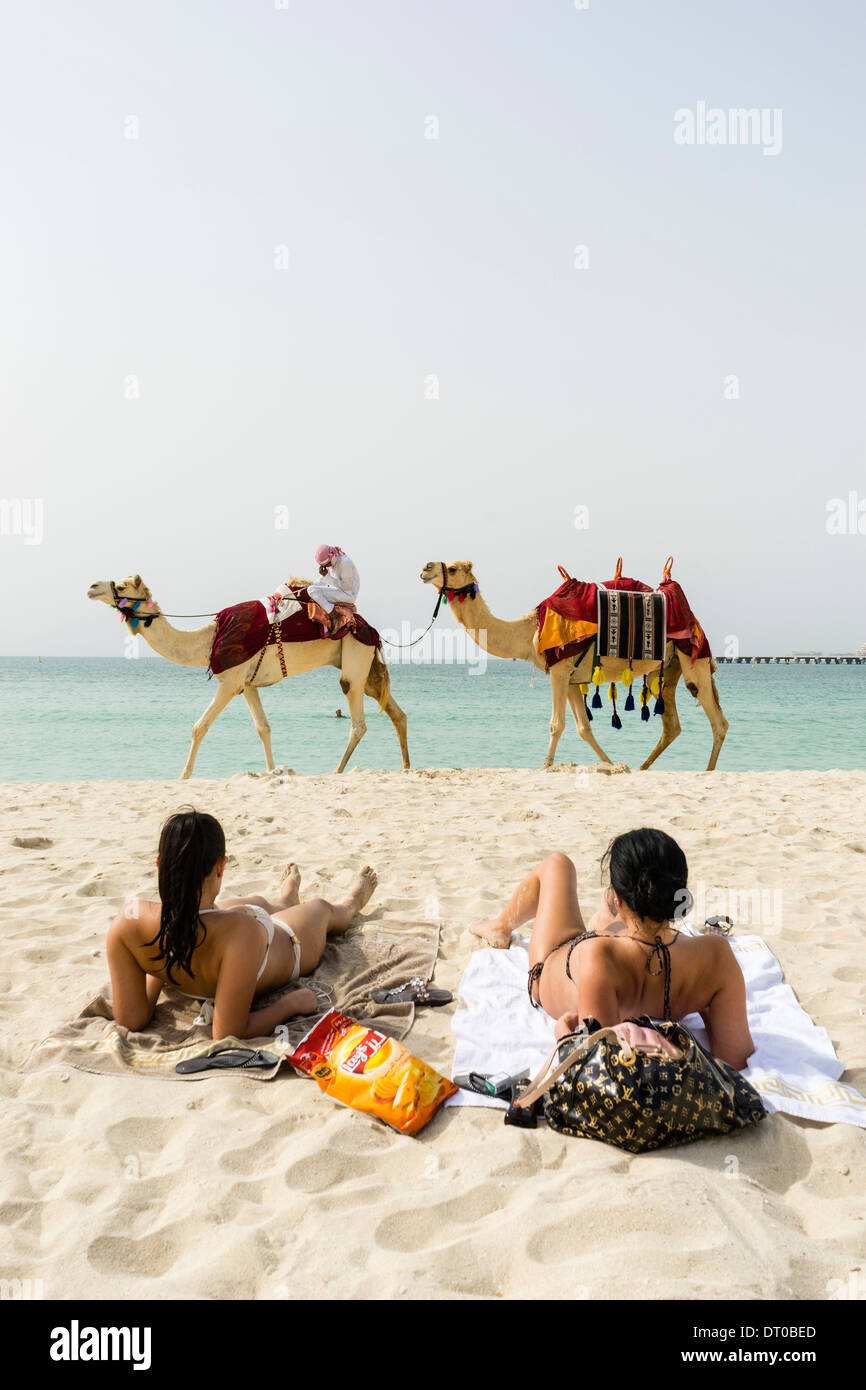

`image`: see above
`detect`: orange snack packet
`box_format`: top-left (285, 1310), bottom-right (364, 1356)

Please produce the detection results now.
top-left (288, 1008), bottom-right (457, 1136)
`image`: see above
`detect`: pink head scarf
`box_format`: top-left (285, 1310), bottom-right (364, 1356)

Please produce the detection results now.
top-left (315, 544), bottom-right (343, 565)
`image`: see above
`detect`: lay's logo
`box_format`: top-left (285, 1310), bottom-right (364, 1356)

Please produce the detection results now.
top-left (342, 1029), bottom-right (388, 1074)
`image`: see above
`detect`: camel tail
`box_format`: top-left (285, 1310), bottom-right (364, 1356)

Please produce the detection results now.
top-left (364, 647), bottom-right (391, 712)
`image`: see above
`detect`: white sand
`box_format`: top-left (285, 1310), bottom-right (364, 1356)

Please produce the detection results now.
top-left (1, 768), bottom-right (865, 1300)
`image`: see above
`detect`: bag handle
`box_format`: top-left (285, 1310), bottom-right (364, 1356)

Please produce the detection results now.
top-left (512, 1026), bottom-right (626, 1109)
top-left (513, 1021), bottom-right (685, 1109)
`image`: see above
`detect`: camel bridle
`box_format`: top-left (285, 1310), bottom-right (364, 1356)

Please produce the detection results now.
top-left (107, 581), bottom-right (219, 626)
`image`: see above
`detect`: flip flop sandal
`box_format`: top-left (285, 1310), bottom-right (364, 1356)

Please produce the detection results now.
top-left (370, 977), bottom-right (453, 1007)
top-left (175, 1046), bottom-right (279, 1075)
top-left (704, 915), bottom-right (734, 935)
top-left (453, 1068), bottom-right (530, 1097)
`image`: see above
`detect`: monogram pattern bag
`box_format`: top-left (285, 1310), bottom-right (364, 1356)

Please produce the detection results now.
top-left (512, 1015), bottom-right (767, 1153)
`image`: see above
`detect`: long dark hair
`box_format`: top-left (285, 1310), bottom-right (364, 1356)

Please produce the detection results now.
top-left (146, 808), bottom-right (226, 982)
top-left (601, 827), bottom-right (692, 924)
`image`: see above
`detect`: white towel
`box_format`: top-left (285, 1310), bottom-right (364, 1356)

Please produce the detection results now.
top-left (447, 928), bottom-right (866, 1127)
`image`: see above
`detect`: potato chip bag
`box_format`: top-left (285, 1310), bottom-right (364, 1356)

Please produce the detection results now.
top-left (288, 1008), bottom-right (457, 1136)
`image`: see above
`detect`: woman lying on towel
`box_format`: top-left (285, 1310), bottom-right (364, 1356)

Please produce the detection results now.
top-left (106, 808), bottom-right (377, 1041)
top-left (471, 829), bottom-right (754, 1071)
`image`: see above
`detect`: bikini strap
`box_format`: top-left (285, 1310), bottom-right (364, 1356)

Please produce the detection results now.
top-left (529, 929), bottom-right (602, 1007)
top-left (645, 934), bottom-right (674, 1021)
top-left (527, 962), bottom-right (544, 1009)
top-left (564, 930), bottom-right (603, 983)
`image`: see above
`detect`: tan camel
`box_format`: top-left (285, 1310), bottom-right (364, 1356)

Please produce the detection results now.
top-left (420, 561), bottom-right (728, 771)
top-left (88, 575), bottom-right (410, 778)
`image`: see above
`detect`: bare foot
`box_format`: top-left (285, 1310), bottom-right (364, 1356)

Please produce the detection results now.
top-left (470, 917), bottom-right (513, 949)
top-left (342, 865), bottom-right (378, 918)
top-left (275, 862), bottom-right (301, 908)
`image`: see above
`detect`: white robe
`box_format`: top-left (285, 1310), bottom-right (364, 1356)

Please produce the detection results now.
top-left (307, 554), bottom-right (360, 613)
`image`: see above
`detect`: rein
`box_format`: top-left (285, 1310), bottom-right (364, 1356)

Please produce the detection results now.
top-left (379, 563), bottom-right (479, 651)
top-left (109, 564), bottom-right (480, 650)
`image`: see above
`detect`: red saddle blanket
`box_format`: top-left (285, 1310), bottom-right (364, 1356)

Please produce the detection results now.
top-left (537, 572), bottom-right (710, 669)
top-left (658, 577), bottom-right (711, 663)
top-left (208, 591), bottom-right (380, 677)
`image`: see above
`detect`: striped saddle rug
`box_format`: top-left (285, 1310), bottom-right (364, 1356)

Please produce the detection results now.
top-left (597, 588), bottom-right (666, 663)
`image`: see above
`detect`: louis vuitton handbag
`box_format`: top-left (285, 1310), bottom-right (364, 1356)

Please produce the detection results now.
top-left (510, 1015), bottom-right (767, 1153)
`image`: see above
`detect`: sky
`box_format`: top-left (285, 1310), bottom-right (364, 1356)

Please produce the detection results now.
top-left (1, 0), bottom-right (864, 657)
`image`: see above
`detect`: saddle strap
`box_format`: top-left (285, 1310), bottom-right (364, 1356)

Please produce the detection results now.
top-left (248, 620), bottom-right (287, 683)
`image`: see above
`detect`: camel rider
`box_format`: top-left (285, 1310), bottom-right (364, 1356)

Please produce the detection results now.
top-left (307, 545), bottom-right (360, 633)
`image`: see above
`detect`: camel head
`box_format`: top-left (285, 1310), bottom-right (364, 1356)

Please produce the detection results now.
top-left (420, 560), bottom-right (477, 594)
top-left (87, 574), bottom-right (155, 612)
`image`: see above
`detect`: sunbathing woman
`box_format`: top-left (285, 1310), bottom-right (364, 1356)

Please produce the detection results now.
top-left (107, 808), bottom-right (377, 1041)
top-left (471, 829), bottom-right (754, 1070)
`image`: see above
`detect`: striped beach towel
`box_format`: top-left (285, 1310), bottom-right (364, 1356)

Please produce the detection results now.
top-left (597, 588), bottom-right (666, 663)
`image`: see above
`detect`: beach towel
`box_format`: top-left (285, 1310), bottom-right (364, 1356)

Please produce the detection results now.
top-left (447, 931), bottom-right (866, 1127)
top-left (31, 921), bottom-right (439, 1083)
top-left (208, 590), bottom-right (380, 677)
top-left (597, 588), bottom-right (666, 664)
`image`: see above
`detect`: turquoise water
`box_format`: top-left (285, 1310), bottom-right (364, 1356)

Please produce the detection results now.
top-left (1, 658), bottom-right (864, 780)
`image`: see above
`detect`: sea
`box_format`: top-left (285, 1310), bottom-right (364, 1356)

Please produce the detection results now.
top-left (1, 657), bottom-right (864, 781)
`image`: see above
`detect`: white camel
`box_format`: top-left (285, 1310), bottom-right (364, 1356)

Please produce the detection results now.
top-left (420, 561), bottom-right (728, 771)
top-left (88, 575), bottom-right (410, 778)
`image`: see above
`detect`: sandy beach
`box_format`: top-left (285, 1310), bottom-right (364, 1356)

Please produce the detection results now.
top-left (2, 767), bottom-right (865, 1301)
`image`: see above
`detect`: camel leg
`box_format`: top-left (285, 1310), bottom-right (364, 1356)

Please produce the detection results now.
top-left (180, 679), bottom-right (240, 779)
top-left (678, 653), bottom-right (729, 771)
top-left (542, 662), bottom-right (571, 769)
top-left (364, 657), bottom-right (410, 769)
top-left (382, 695), bottom-right (410, 770)
top-left (566, 685), bottom-right (613, 766)
top-left (334, 677), bottom-right (367, 773)
top-left (243, 685), bottom-right (275, 772)
top-left (639, 655), bottom-right (683, 771)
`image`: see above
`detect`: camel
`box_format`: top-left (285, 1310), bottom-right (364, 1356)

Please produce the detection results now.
top-left (420, 561), bottom-right (728, 771)
top-left (88, 575), bottom-right (410, 778)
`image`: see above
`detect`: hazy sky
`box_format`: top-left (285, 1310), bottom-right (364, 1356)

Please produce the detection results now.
top-left (1, 1), bottom-right (864, 657)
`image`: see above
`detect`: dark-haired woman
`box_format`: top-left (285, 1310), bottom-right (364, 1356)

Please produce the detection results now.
top-left (107, 809), bottom-right (377, 1041)
top-left (471, 829), bottom-right (754, 1070)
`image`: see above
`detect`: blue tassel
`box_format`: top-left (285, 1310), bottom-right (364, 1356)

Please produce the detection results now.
top-left (612, 712), bottom-right (622, 730)
top-left (654, 694), bottom-right (665, 716)
top-left (624, 691), bottom-right (635, 712)
top-left (591, 688), bottom-right (602, 709)
top-left (641, 703), bottom-right (650, 722)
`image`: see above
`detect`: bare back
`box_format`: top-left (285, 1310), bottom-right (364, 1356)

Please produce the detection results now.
top-left (110, 901), bottom-right (296, 1000)
top-left (540, 928), bottom-right (753, 1069)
